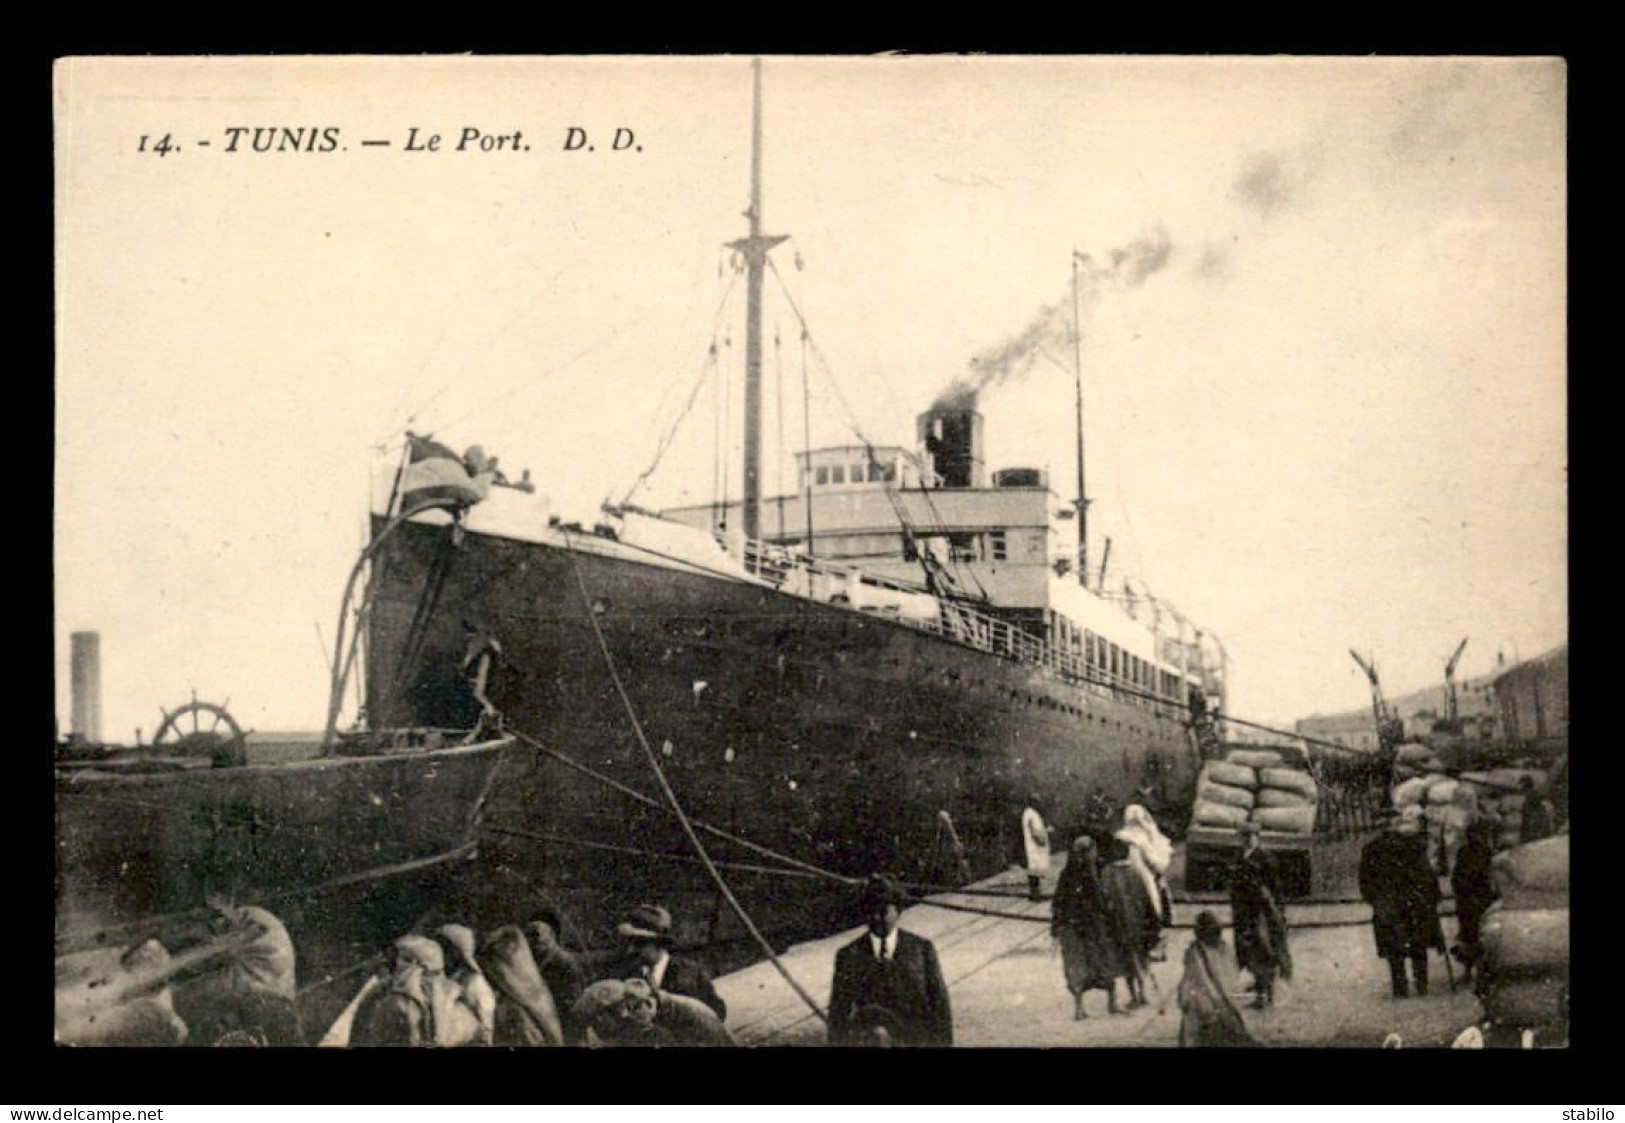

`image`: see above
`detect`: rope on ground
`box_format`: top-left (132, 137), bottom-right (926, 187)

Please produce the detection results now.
top-left (562, 532), bottom-right (831, 1025)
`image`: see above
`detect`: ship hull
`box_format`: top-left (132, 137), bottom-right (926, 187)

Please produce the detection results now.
top-left (368, 519), bottom-right (1199, 960)
top-left (55, 738), bottom-right (508, 1031)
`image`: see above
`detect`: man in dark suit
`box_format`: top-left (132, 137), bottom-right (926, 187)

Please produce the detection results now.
top-left (613, 903), bottom-right (727, 1023)
top-left (828, 875), bottom-right (953, 1047)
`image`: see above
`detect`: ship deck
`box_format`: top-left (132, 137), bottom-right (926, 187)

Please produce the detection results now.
top-left (714, 847), bottom-right (1488, 1048)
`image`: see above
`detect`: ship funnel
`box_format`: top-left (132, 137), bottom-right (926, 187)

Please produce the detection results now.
top-left (916, 407), bottom-right (985, 489)
top-left (70, 631), bottom-right (102, 743)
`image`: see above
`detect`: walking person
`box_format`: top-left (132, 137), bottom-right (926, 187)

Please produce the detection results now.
top-left (1230, 822), bottom-right (1292, 1009)
top-left (1450, 815), bottom-right (1499, 986)
top-left (1021, 805), bottom-right (1051, 902)
top-left (1118, 803), bottom-right (1174, 960)
top-left (1097, 824), bottom-right (1155, 1010)
top-left (1050, 836), bottom-right (1133, 1019)
top-left (1176, 911), bottom-right (1258, 1047)
top-left (1359, 806), bottom-right (1446, 998)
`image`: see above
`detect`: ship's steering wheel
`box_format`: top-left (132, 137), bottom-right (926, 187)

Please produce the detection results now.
top-left (152, 698), bottom-right (248, 768)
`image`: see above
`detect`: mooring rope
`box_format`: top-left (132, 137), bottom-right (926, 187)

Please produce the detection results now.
top-left (502, 724), bottom-right (1064, 902)
top-left (502, 725), bottom-right (861, 888)
top-left (561, 531), bottom-right (831, 1024)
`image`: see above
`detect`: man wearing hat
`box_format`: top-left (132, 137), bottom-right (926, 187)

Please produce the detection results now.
top-left (1358, 805), bottom-right (1446, 998)
top-left (614, 903), bottom-right (727, 1022)
top-left (827, 875), bottom-right (953, 1047)
top-left (1228, 822), bottom-right (1291, 1009)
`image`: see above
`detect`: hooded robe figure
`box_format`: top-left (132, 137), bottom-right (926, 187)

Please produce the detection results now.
top-left (1177, 912), bottom-right (1257, 1047)
top-left (436, 924), bottom-right (496, 1046)
top-left (173, 903), bottom-right (303, 1047)
top-left (352, 935), bottom-right (481, 1047)
top-left (1117, 803), bottom-right (1175, 940)
top-left (1051, 837), bottom-right (1133, 1018)
top-left (480, 924), bottom-right (566, 1047)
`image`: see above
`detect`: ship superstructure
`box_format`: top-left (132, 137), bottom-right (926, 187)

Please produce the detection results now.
top-left (362, 60), bottom-right (1228, 958)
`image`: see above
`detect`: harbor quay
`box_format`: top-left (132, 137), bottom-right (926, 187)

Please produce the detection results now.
top-left (717, 854), bottom-right (1490, 1049)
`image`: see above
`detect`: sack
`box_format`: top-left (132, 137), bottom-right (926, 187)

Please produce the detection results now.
top-left (1196, 780), bottom-right (1254, 809)
top-left (1442, 805), bottom-right (1473, 830)
top-left (1481, 907), bottom-right (1568, 973)
top-left (1193, 800), bottom-right (1251, 828)
top-left (55, 945), bottom-right (189, 1047)
top-left (1486, 768), bottom-right (1547, 795)
top-left (1225, 749), bottom-right (1284, 770)
top-left (1256, 787), bottom-right (1311, 809)
top-left (1203, 761), bottom-right (1258, 790)
top-left (1392, 777), bottom-right (1431, 807)
top-left (1425, 778), bottom-right (1460, 806)
top-left (1493, 836), bottom-right (1569, 899)
top-left (1396, 743), bottom-right (1436, 766)
top-left (1251, 805), bottom-right (1315, 835)
top-left (1478, 973), bottom-right (1567, 1028)
top-left (1258, 767), bottom-right (1317, 799)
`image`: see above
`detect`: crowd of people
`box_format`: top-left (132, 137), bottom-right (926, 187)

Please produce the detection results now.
top-left (60, 768), bottom-right (1563, 1049)
top-left (341, 901), bottom-right (734, 1048)
top-left (57, 895), bottom-right (738, 1049)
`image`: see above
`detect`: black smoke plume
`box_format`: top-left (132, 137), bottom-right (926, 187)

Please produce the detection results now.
top-left (931, 225), bottom-right (1173, 411)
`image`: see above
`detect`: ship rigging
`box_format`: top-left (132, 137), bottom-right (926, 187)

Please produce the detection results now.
top-left (359, 58), bottom-right (1232, 959)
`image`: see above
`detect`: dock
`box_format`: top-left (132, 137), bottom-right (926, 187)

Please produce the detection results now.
top-left (715, 853), bottom-right (1485, 1048)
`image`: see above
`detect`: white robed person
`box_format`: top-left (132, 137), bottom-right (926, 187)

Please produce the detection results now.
top-left (1021, 806), bottom-right (1051, 902)
top-left (1116, 804), bottom-right (1174, 960)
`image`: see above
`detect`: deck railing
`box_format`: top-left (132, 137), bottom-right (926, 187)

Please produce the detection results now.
top-left (737, 537), bottom-right (1187, 715)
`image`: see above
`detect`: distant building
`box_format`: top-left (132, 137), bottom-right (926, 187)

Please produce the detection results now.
top-left (1295, 646), bottom-right (1566, 754)
top-left (1492, 644), bottom-right (1568, 751)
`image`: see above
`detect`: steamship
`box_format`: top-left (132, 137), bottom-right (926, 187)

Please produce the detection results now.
top-left (363, 62), bottom-right (1228, 956)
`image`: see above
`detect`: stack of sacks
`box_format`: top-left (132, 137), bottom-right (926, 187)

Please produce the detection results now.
top-left (1420, 776), bottom-right (1471, 872)
top-left (1225, 748), bottom-right (1285, 770)
top-left (1479, 834), bottom-right (1568, 1029)
top-left (1459, 769), bottom-right (1549, 851)
top-left (1391, 775), bottom-right (1433, 811)
top-left (1251, 763), bottom-right (1318, 835)
top-left (1191, 758), bottom-right (1257, 829)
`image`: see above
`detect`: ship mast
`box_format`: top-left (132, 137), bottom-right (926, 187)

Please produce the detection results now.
top-left (728, 58), bottom-right (788, 550)
top-left (1071, 251), bottom-right (1091, 588)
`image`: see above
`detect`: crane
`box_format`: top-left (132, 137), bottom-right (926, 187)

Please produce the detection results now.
top-left (1442, 636), bottom-right (1470, 728)
top-left (1350, 649), bottom-right (1406, 757)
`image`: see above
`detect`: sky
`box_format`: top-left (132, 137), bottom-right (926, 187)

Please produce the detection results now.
top-left (54, 56), bottom-right (1567, 741)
